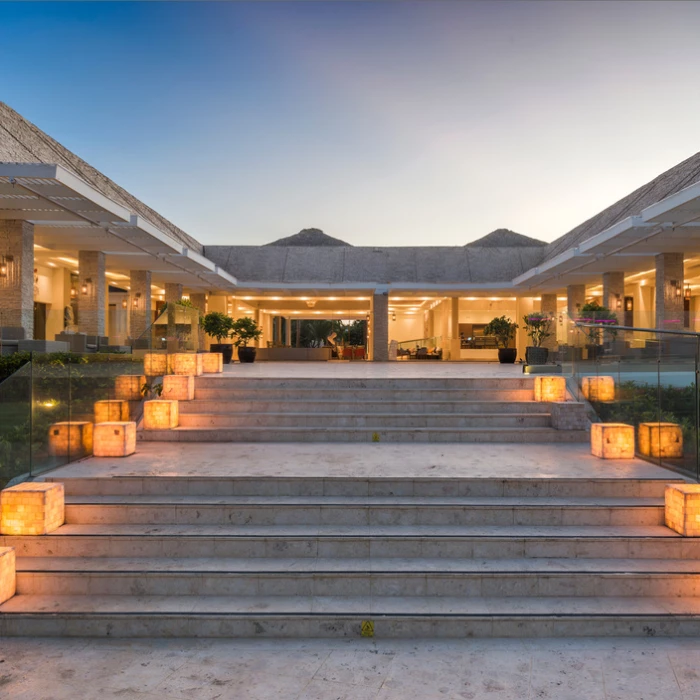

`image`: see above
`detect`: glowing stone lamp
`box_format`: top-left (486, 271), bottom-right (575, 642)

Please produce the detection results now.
top-left (638, 422), bottom-right (684, 459)
top-left (665, 484), bottom-right (700, 536)
top-left (171, 353), bottom-right (203, 376)
top-left (581, 376), bottom-right (615, 402)
top-left (590, 422), bottom-right (635, 459)
top-left (202, 352), bottom-right (223, 374)
top-left (144, 353), bottom-right (168, 376)
top-left (94, 399), bottom-right (129, 423)
top-left (143, 400), bottom-right (179, 429)
top-left (0, 547), bottom-right (15, 604)
top-left (48, 422), bottom-right (93, 458)
top-left (0, 482), bottom-right (65, 535)
top-left (93, 422), bottom-right (136, 457)
top-left (162, 374), bottom-right (195, 401)
top-left (534, 376), bottom-right (566, 402)
top-left (114, 375), bottom-right (146, 401)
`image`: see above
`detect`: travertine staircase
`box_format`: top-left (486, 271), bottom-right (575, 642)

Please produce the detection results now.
top-left (2, 473), bottom-right (699, 638)
top-left (140, 376), bottom-right (588, 443)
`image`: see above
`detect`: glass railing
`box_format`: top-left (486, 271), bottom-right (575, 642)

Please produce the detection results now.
top-left (0, 351), bottom-right (146, 488)
top-left (395, 336), bottom-right (443, 360)
top-left (133, 303), bottom-right (200, 351)
top-left (569, 321), bottom-right (699, 479)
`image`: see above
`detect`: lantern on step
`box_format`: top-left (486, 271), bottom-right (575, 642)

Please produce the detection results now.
top-left (201, 353), bottom-right (223, 374)
top-left (143, 400), bottom-right (179, 429)
top-left (94, 399), bottom-right (129, 423)
top-left (638, 422), bottom-right (683, 459)
top-left (590, 422), bottom-right (635, 459)
top-left (93, 422), bottom-right (136, 457)
top-left (0, 482), bottom-right (65, 535)
top-left (581, 376), bottom-right (615, 402)
top-left (48, 421), bottom-right (93, 458)
top-left (665, 484), bottom-right (700, 536)
top-left (114, 375), bottom-right (146, 401)
top-left (171, 353), bottom-right (203, 376)
top-left (162, 374), bottom-right (195, 401)
top-left (534, 376), bottom-right (566, 402)
top-left (144, 353), bottom-right (168, 377)
top-left (0, 547), bottom-right (15, 604)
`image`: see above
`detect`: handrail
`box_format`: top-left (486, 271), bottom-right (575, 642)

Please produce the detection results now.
top-left (574, 322), bottom-right (700, 338)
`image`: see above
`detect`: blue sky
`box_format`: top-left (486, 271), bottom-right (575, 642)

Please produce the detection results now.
top-left (1, 1), bottom-right (700, 247)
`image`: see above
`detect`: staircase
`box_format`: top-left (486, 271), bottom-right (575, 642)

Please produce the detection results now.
top-left (2, 473), bottom-right (699, 638)
top-left (140, 376), bottom-right (588, 443)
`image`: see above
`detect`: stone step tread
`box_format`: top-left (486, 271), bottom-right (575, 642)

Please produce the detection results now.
top-left (64, 495), bottom-right (663, 507)
top-left (36, 523), bottom-right (681, 538)
top-left (2, 594), bottom-right (699, 617)
top-left (162, 426), bottom-right (583, 434)
top-left (178, 411), bottom-right (552, 418)
top-left (15, 556), bottom-right (699, 574)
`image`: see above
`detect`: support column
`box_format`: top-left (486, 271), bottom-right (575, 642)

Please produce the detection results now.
top-left (655, 253), bottom-right (684, 330)
top-left (284, 317), bottom-right (292, 346)
top-left (164, 283), bottom-right (183, 350)
top-left (540, 293), bottom-right (557, 352)
top-left (448, 297), bottom-right (460, 361)
top-left (602, 272), bottom-right (625, 317)
top-left (567, 285), bottom-right (586, 320)
top-left (190, 293), bottom-right (207, 350)
top-left (129, 270), bottom-right (152, 341)
top-left (78, 250), bottom-right (106, 336)
top-left (0, 220), bottom-right (34, 338)
top-left (371, 290), bottom-right (389, 361)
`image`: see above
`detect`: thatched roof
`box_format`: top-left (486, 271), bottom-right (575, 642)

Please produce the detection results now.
top-left (545, 151), bottom-right (700, 261)
top-left (265, 228), bottom-right (351, 247)
top-left (0, 101), bottom-right (202, 253)
top-left (466, 228), bottom-right (546, 248)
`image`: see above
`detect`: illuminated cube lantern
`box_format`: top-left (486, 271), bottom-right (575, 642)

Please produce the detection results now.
top-left (171, 353), bottom-right (203, 377)
top-left (0, 482), bottom-right (65, 535)
top-left (143, 400), bottom-right (179, 429)
top-left (114, 374), bottom-right (146, 401)
top-left (665, 484), bottom-right (700, 536)
top-left (201, 352), bottom-right (223, 374)
top-left (162, 374), bottom-right (195, 401)
top-left (0, 547), bottom-right (15, 604)
top-left (144, 352), bottom-right (168, 377)
top-left (94, 399), bottom-right (130, 423)
top-left (93, 421), bottom-right (136, 457)
top-left (48, 421), bottom-right (93, 458)
top-left (639, 422), bottom-right (684, 459)
top-left (590, 422), bottom-right (635, 459)
top-left (581, 376), bottom-right (616, 402)
top-left (534, 376), bottom-right (566, 402)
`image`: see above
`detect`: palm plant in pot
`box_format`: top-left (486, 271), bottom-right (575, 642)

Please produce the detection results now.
top-left (231, 316), bottom-right (263, 363)
top-left (483, 316), bottom-right (518, 363)
top-left (200, 311), bottom-right (235, 364)
top-left (523, 312), bottom-right (553, 365)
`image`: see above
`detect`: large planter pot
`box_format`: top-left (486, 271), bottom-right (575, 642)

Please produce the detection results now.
top-left (210, 343), bottom-right (233, 365)
top-left (526, 346), bottom-right (549, 365)
top-left (498, 348), bottom-right (517, 364)
top-left (586, 344), bottom-right (602, 361)
top-left (237, 346), bottom-right (257, 363)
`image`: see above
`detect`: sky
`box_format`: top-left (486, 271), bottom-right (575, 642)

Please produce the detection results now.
top-left (1, 1), bottom-right (700, 248)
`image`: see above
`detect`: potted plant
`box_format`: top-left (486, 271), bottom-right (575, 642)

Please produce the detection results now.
top-left (523, 312), bottom-right (553, 365)
top-left (483, 316), bottom-right (519, 363)
top-left (231, 316), bottom-right (263, 363)
top-left (200, 311), bottom-right (235, 364)
top-left (577, 301), bottom-right (618, 360)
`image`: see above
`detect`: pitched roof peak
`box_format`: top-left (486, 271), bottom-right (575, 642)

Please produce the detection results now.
top-left (466, 228), bottom-right (547, 248)
top-left (265, 228), bottom-right (352, 247)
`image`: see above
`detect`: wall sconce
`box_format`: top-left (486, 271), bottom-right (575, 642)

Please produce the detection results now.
top-left (685, 285), bottom-right (692, 301)
top-left (625, 298), bottom-right (633, 312)
top-left (615, 294), bottom-right (622, 310)
top-left (81, 278), bottom-right (92, 296)
top-left (121, 298), bottom-right (127, 309)
top-left (391, 312), bottom-right (396, 321)
top-left (70, 286), bottom-right (77, 299)
top-left (133, 292), bottom-right (141, 309)
top-left (0, 255), bottom-right (11, 277)
top-left (671, 280), bottom-right (682, 299)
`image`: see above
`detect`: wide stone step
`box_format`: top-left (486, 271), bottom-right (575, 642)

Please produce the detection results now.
top-left (194, 377), bottom-right (537, 390)
top-left (179, 399), bottom-right (550, 415)
top-left (62, 495), bottom-right (663, 526)
top-left (46, 476), bottom-right (680, 498)
top-left (2, 524), bottom-right (685, 559)
top-left (139, 426), bottom-right (587, 443)
top-left (2, 595), bottom-right (700, 637)
top-left (13, 557), bottom-right (700, 597)
top-left (177, 412), bottom-right (553, 429)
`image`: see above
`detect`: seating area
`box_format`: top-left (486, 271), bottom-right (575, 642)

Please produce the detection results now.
top-left (397, 346), bottom-right (443, 360)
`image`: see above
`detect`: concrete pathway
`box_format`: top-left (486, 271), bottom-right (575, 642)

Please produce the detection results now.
top-left (1, 637), bottom-right (699, 699)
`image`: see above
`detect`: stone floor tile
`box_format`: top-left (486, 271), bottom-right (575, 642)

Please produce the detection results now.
top-left (313, 648), bottom-right (397, 689)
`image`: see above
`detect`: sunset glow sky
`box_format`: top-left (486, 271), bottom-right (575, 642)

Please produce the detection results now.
top-left (2, 1), bottom-right (700, 246)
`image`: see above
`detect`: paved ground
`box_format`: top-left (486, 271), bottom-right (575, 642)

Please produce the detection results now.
top-left (47, 442), bottom-right (676, 481)
top-left (1, 637), bottom-right (700, 699)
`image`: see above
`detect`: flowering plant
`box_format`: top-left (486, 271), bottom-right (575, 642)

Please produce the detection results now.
top-left (522, 313), bottom-right (553, 348)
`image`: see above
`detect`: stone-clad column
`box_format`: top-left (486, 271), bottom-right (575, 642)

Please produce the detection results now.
top-left (602, 272), bottom-right (625, 317)
top-left (165, 283), bottom-right (183, 347)
top-left (540, 293), bottom-right (558, 352)
top-left (190, 293), bottom-right (207, 350)
top-left (371, 290), bottom-right (389, 361)
top-left (78, 250), bottom-right (105, 336)
top-left (449, 297), bottom-right (460, 361)
top-left (655, 253), bottom-right (684, 330)
top-left (0, 220), bottom-right (34, 338)
top-left (567, 285), bottom-right (586, 321)
top-left (129, 270), bottom-right (151, 340)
